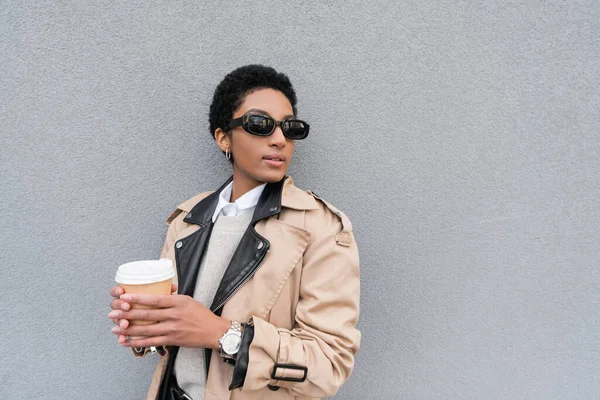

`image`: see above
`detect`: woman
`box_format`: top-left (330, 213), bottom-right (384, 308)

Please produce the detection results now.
top-left (109, 65), bottom-right (361, 400)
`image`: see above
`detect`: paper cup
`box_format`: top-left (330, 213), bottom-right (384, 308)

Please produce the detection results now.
top-left (115, 259), bottom-right (175, 337)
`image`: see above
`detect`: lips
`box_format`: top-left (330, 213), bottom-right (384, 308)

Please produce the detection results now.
top-left (263, 154), bottom-right (286, 162)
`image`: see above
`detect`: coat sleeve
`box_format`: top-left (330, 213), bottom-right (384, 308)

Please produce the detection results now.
top-left (232, 207), bottom-right (361, 398)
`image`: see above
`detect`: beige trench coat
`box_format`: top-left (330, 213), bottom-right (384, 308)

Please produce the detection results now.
top-left (145, 177), bottom-right (360, 399)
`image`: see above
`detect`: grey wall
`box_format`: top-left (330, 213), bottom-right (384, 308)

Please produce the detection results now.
top-left (1, 1), bottom-right (599, 399)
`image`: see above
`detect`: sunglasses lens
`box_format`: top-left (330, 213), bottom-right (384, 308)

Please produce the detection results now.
top-left (245, 115), bottom-right (274, 135)
top-left (283, 120), bottom-right (309, 139)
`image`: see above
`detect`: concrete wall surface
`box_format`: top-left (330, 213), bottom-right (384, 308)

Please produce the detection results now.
top-left (1, 1), bottom-right (599, 399)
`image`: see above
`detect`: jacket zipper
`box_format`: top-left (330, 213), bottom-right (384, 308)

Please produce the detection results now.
top-left (211, 249), bottom-right (269, 312)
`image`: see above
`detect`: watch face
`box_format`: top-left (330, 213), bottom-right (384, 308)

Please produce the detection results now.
top-left (222, 333), bottom-right (241, 354)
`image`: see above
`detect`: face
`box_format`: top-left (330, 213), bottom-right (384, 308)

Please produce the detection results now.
top-left (215, 88), bottom-right (296, 188)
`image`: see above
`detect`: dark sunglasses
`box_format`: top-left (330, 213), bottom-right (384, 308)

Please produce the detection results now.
top-left (225, 113), bottom-right (310, 140)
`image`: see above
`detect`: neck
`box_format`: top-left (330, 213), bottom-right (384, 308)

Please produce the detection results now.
top-left (231, 169), bottom-right (263, 202)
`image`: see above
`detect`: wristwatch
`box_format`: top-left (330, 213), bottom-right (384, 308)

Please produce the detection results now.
top-left (218, 320), bottom-right (242, 360)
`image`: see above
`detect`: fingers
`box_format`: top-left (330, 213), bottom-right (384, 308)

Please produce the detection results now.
top-left (110, 298), bottom-right (131, 312)
top-left (110, 287), bottom-right (130, 328)
top-left (110, 298), bottom-right (121, 310)
top-left (109, 299), bottom-right (130, 326)
top-left (112, 319), bottom-right (145, 335)
top-left (109, 308), bottom-right (171, 322)
top-left (110, 287), bottom-right (177, 349)
top-left (110, 285), bottom-right (124, 298)
top-left (125, 335), bottom-right (171, 349)
top-left (110, 318), bottom-right (129, 329)
top-left (120, 293), bottom-right (176, 308)
top-left (122, 321), bottom-right (173, 338)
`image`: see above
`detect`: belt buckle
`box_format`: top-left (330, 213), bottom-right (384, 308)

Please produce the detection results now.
top-left (271, 363), bottom-right (308, 382)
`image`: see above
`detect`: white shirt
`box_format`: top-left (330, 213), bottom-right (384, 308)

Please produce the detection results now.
top-left (211, 181), bottom-right (266, 222)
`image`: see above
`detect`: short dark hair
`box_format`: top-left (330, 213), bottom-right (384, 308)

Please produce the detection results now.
top-left (208, 64), bottom-right (298, 137)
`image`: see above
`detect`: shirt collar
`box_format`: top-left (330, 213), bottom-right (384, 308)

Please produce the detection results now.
top-left (211, 181), bottom-right (267, 222)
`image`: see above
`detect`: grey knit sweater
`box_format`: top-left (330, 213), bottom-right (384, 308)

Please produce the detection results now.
top-left (174, 211), bottom-right (253, 400)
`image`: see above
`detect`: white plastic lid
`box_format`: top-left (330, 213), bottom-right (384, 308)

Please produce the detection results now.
top-left (115, 258), bottom-right (175, 284)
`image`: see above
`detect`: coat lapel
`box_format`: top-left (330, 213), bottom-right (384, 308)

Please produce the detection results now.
top-left (209, 178), bottom-right (285, 311)
top-left (174, 177), bottom-right (231, 296)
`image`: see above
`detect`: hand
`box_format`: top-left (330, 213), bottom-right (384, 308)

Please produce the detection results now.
top-left (109, 283), bottom-right (178, 345)
top-left (108, 292), bottom-right (230, 350)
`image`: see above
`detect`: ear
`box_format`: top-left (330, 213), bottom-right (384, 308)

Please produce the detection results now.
top-left (214, 128), bottom-right (231, 152)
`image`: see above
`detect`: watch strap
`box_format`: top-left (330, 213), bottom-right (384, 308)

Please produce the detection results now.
top-left (219, 320), bottom-right (242, 358)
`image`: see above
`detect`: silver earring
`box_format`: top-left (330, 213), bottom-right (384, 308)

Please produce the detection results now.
top-left (225, 148), bottom-right (231, 160)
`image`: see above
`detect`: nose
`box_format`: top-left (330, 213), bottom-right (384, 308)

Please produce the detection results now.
top-left (268, 125), bottom-right (286, 148)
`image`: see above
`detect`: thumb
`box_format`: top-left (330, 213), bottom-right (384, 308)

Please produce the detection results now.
top-left (171, 283), bottom-right (178, 294)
